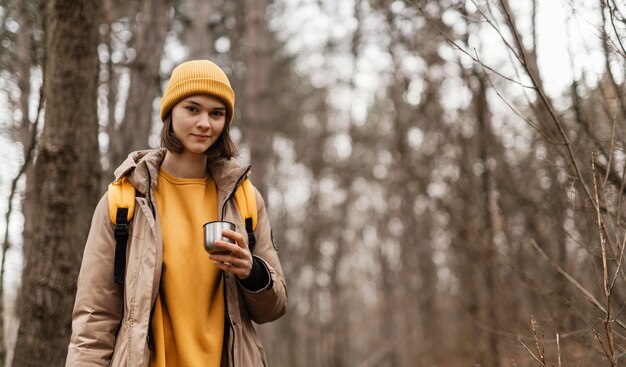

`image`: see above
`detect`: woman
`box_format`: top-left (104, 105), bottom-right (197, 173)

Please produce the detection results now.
top-left (66, 60), bottom-right (287, 366)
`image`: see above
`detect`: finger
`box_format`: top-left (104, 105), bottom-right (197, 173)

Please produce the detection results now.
top-left (209, 254), bottom-right (252, 269)
top-left (214, 260), bottom-right (235, 272)
top-left (209, 252), bottom-right (237, 263)
top-left (209, 253), bottom-right (251, 267)
top-left (213, 240), bottom-right (252, 260)
top-left (213, 260), bottom-right (249, 277)
top-left (222, 229), bottom-right (246, 248)
top-left (211, 240), bottom-right (239, 254)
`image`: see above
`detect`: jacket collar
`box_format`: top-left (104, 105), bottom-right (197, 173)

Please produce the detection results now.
top-left (113, 148), bottom-right (250, 196)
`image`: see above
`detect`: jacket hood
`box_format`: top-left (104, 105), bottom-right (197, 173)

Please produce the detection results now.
top-left (113, 148), bottom-right (250, 196)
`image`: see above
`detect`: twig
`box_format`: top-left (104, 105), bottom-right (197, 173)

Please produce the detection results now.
top-left (530, 239), bottom-right (626, 330)
top-left (592, 150), bottom-right (618, 366)
top-left (496, 6), bottom-right (562, 146)
top-left (456, 1), bottom-right (561, 145)
top-left (606, 0), bottom-right (626, 57)
top-left (519, 339), bottom-right (546, 366)
top-left (520, 316), bottom-right (547, 367)
top-left (469, 0), bottom-right (523, 64)
top-left (499, 0), bottom-right (596, 210)
top-left (595, 329), bottom-right (618, 366)
top-left (474, 50), bottom-right (563, 146)
top-left (609, 231), bottom-right (626, 292)
top-left (616, 159), bottom-right (626, 230)
top-left (556, 333), bottom-right (562, 367)
top-left (531, 317), bottom-right (547, 366)
top-left (408, 0), bottom-right (535, 89)
top-left (602, 105), bottom-right (618, 189)
top-left (592, 150), bottom-right (610, 299)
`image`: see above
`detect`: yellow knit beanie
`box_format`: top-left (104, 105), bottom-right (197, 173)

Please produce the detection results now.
top-left (159, 60), bottom-right (235, 124)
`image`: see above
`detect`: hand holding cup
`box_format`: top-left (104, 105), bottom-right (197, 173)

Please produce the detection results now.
top-left (203, 221), bottom-right (253, 279)
top-left (203, 221), bottom-right (236, 255)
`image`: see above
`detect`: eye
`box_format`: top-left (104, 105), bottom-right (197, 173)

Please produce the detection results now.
top-left (210, 110), bottom-right (225, 118)
top-left (186, 105), bottom-right (199, 113)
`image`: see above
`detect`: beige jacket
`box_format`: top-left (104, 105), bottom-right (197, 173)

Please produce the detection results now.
top-left (66, 149), bottom-right (287, 366)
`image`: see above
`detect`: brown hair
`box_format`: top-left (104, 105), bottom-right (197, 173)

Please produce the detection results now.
top-left (160, 113), bottom-right (238, 161)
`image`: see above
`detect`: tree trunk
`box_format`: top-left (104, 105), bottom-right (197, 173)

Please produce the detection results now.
top-left (449, 128), bottom-right (485, 363)
top-left (243, 0), bottom-right (273, 199)
top-left (108, 0), bottom-right (171, 173)
top-left (473, 69), bottom-right (501, 367)
top-left (183, 0), bottom-right (214, 60)
top-left (101, 0), bottom-right (119, 190)
top-left (12, 0), bottom-right (102, 365)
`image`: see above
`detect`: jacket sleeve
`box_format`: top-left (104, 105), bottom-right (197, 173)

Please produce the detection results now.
top-left (238, 188), bottom-right (288, 324)
top-left (66, 193), bottom-right (123, 366)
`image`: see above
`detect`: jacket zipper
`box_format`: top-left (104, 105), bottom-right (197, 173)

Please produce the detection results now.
top-left (143, 161), bottom-right (157, 350)
top-left (222, 166), bottom-right (251, 366)
top-left (223, 272), bottom-right (236, 366)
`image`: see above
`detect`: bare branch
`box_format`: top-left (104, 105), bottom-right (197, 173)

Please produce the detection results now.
top-left (591, 154), bottom-right (618, 365)
top-left (453, 1), bottom-right (564, 145)
top-left (499, 0), bottom-right (596, 208)
top-left (474, 50), bottom-right (564, 145)
top-left (618, 159), bottom-right (626, 238)
top-left (530, 239), bottom-right (626, 330)
top-left (606, 0), bottom-right (626, 57)
top-left (530, 0), bottom-right (538, 53)
top-left (469, 0), bottom-right (523, 63)
top-left (594, 329), bottom-right (618, 367)
top-left (531, 316), bottom-right (547, 366)
top-left (408, 0), bottom-right (536, 89)
top-left (601, 106), bottom-right (618, 189)
top-left (519, 339), bottom-right (546, 367)
top-left (609, 232), bottom-right (626, 291)
top-left (592, 150), bottom-right (610, 299)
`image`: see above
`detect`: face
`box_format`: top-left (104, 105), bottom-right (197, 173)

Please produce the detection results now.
top-left (170, 95), bottom-right (227, 156)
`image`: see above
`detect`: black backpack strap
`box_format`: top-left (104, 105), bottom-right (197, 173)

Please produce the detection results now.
top-left (114, 208), bottom-right (129, 285)
top-left (245, 217), bottom-right (256, 253)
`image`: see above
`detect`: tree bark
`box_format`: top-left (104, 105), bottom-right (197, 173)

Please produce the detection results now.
top-left (12, 0), bottom-right (102, 365)
top-left (243, 0), bottom-right (273, 199)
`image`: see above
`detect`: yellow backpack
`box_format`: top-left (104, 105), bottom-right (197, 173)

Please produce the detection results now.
top-left (108, 176), bottom-right (258, 285)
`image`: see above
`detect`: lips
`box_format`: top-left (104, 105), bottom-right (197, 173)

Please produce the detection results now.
top-left (192, 134), bottom-right (211, 139)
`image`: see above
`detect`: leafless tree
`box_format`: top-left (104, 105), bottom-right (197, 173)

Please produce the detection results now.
top-left (12, 0), bottom-right (102, 365)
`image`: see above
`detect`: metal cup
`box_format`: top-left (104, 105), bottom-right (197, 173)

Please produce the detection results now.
top-left (203, 220), bottom-right (236, 255)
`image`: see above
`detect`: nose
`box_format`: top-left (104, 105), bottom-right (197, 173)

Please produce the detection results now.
top-left (196, 113), bottom-right (211, 129)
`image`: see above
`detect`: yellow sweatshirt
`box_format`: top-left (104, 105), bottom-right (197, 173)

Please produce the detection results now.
top-left (150, 169), bottom-right (225, 367)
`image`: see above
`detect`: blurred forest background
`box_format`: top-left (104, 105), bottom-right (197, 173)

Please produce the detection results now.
top-left (0, 0), bottom-right (625, 366)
